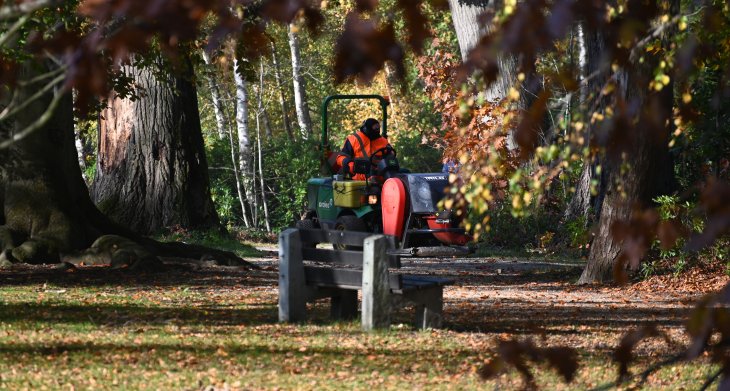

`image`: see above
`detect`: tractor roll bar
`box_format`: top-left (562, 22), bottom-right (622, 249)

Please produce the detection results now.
top-left (320, 94), bottom-right (390, 151)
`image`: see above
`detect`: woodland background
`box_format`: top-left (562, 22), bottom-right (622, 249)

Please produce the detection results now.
top-left (2, 0), bottom-right (730, 389)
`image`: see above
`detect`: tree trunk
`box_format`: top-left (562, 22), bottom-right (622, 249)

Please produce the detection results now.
top-left (565, 161), bottom-right (593, 221)
top-left (447, 0), bottom-right (516, 102)
top-left (448, 0), bottom-right (520, 150)
top-left (0, 61), bottom-right (251, 268)
top-left (578, 29), bottom-right (676, 283)
top-left (226, 113), bottom-right (250, 229)
top-left (91, 59), bottom-right (220, 235)
top-left (233, 58), bottom-right (254, 227)
top-left (74, 126), bottom-right (87, 178)
top-left (0, 63), bottom-right (93, 264)
top-left (256, 62), bottom-right (272, 232)
top-left (564, 23), bottom-right (606, 223)
top-left (201, 50), bottom-right (229, 140)
top-left (271, 41), bottom-right (294, 141)
top-left (288, 24), bottom-right (313, 139)
top-left (383, 62), bottom-right (402, 132)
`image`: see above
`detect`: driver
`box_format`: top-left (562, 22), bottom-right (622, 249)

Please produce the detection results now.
top-left (336, 118), bottom-right (394, 181)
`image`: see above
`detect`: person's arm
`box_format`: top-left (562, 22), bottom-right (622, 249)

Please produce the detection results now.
top-left (336, 139), bottom-right (355, 174)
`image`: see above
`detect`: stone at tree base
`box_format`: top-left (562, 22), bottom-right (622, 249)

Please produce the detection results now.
top-left (10, 238), bottom-right (60, 264)
top-left (0, 250), bottom-right (13, 268)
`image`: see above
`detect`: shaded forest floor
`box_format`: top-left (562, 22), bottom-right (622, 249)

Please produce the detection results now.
top-left (0, 252), bottom-right (723, 390)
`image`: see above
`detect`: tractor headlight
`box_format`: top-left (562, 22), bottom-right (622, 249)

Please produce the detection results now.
top-left (368, 195), bottom-right (379, 205)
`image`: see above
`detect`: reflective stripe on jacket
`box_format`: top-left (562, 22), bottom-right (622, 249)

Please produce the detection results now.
top-left (336, 130), bottom-right (391, 181)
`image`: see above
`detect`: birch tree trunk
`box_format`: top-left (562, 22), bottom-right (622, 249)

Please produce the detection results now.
top-left (201, 50), bottom-right (228, 140)
top-left (251, 137), bottom-right (259, 227)
top-left (233, 58), bottom-right (254, 227)
top-left (226, 119), bottom-right (249, 228)
top-left (271, 41), bottom-right (294, 141)
top-left (288, 24), bottom-right (313, 139)
top-left (565, 22), bottom-right (602, 223)
top-left (74, 127), bottom-right (87, 179)
top-left (91, 59), bottom-right (220, 235)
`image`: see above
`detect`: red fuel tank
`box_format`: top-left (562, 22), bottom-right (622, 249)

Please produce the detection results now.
top-left (381, 178), bottom-right (407, 240)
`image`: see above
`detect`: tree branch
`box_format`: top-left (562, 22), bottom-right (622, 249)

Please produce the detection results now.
top-left (589, 353), bottom-right (684, 391)
top-left (0, 83), bottom-right (64, 149)
top-left (0, 0), bottom-right (56, 20)
top-left (0, 14), bottom-right (29, 48)
top-left (0, 72), bottom-right (65, 122)
top-left (699, 367), bottom-right (723, 391)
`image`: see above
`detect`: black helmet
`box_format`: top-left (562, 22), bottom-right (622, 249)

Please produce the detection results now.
top-left (360, 118), bottom-right (381, 139)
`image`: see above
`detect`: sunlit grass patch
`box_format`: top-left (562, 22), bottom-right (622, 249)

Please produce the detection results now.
top-left (0, 266), bottom-right (712, 390)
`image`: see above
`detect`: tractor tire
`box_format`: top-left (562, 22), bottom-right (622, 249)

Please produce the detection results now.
top-left (296, 219), bottom-right (318, 248)
top-left (295, 219), bottom-right (317, 230)
top-left (334, 215), bottom-right (367, 250)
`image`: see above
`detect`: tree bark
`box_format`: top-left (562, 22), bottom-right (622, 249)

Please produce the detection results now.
top-left (288, 24), bottom-right (313, 139)
top-left (447, 0), bottom-right (516, 102)
top-left (0, 61), bottom-right (251, 268)
top-left (201, 50), bottom-right (229, 140)
top-left (0, 63), bottom-right (92, 264)
top-left (256, 62), bottom-right (272, 232)
top-left (578, 28), bottom-right (676, 284)
top-left (233, 58), bottom-right (254, 227)
top-left (91, 59), bottom-right (220, 235)
top-left (564, 23), bottom-right (607, 223)
top-left (271, 41), bottom-right (294, 141)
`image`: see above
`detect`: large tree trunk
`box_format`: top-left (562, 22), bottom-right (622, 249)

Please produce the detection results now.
top-left (288, 24), bottom-right (313, 139)
top-left (447, 0), bottom-right (516, 102)
top-left (578, 29), bottom-right (676, 284)
top-left (201, 50), bottom-right (229, 140)
top-left (233, 58), bottom-right (254, 227)
top-left (271, 41), bottom-right (294, 141)
top-left (0, 61), bottom-right (251, 268)
top-left (91, 59), bottom-right (220, 235)
top-left (0, 63), bottom-right (95, 264)
top-left (448, 0), bottom-right (520, 150)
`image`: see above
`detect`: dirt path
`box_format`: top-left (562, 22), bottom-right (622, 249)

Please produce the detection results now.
top-left (245, 253), bottom-right (717, 352)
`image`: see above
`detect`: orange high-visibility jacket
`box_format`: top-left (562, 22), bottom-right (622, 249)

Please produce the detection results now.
top-left (335, 130), bottom-right (391, 181)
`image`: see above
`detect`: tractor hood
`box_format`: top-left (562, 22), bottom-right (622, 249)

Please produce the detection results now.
top-left (399, 173), bottom-right (449, 214)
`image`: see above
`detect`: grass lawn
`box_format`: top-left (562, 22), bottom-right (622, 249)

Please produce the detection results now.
top-left (0, 257), bottom-right (717, 390)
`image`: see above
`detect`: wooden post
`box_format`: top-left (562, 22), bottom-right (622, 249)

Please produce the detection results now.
top-left (279, 228), bottom-right (306, 322)
top-left (361, 235), bottom-right (390, 331)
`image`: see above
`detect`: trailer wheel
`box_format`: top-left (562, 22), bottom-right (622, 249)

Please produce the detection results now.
top-left (334, 215), bottom-right (367, 250)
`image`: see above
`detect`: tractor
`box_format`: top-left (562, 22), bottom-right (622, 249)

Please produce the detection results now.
top-left (297, 94), bottom-right (471, 256)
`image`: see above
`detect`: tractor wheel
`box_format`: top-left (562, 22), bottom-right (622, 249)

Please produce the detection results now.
top-left (334, 215), bottom-right (367, 250)
top-left (296, 218), bottom-right (318, 248)
top-left (295, 219), bottom-right (317, 230)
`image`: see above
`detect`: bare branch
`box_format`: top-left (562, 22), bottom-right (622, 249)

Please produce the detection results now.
top-left (0, 72), bottom-right (64, 121)
top-left (589, 353), bottom-right (684, 391)
top-left (699, 368), bottom-right (723, 391)
top-left (0, 13), bottom-right (29, 48)
top-left (0, 0), bottom-right (56, 20)
top-left (0, 83), bottom-right (64, 149)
